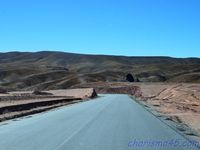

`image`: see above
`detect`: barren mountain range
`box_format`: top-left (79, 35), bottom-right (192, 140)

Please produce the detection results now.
top-left (0, 51), bottom-right (200, 91)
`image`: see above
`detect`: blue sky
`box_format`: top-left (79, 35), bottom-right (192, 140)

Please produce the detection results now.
top-left (0, 0), bottom-right (200, 57)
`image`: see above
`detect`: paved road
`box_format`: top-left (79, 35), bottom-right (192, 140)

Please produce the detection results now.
top-left (0, 95), bottom-right (199, 150)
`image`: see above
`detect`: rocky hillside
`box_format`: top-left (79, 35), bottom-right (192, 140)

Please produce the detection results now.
top-left (0, 51), bottom-right (199, 90)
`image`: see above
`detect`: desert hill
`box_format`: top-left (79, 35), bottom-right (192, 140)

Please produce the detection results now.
top-left (0, 51), bottom-right (199, 90)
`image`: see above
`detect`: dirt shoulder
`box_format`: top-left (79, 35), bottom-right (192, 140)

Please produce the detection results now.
top-left (136, 83), bottom-right (200, 133)
top-left (77, 82), bottom-right (200, 140)
top-left (0, 88), bottom-right (97, 122)
top-left (131, 83), bottom-right (200, 142)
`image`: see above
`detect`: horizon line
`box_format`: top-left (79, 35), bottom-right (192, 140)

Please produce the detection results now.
top-left (0, 50), bottom-right (199, 59)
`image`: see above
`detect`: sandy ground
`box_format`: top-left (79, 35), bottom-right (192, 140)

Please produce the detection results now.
top-left (47, 88), bottom-right (97, 99)
top-left (136, 84), bottom-right (200, 132)
top-left (6, 88), bottom-right (96, 99)
top-left (77, 82), bottom-right (200, 138)
top-left (136, 83), bottom-right (200, 133)
top-left (0, 88), bottom-right (97, 122)
top-left (0, 83), bottom-right (199, 139)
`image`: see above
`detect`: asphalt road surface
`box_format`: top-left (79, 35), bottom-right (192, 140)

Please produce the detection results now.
top-left (0, 94), bottom-right (199, 150)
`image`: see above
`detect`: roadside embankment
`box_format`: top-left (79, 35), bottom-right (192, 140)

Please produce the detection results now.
top-left (0, 88), bottom-right (97, 122)
top-left (76, 82), bottom-right (200, 139)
